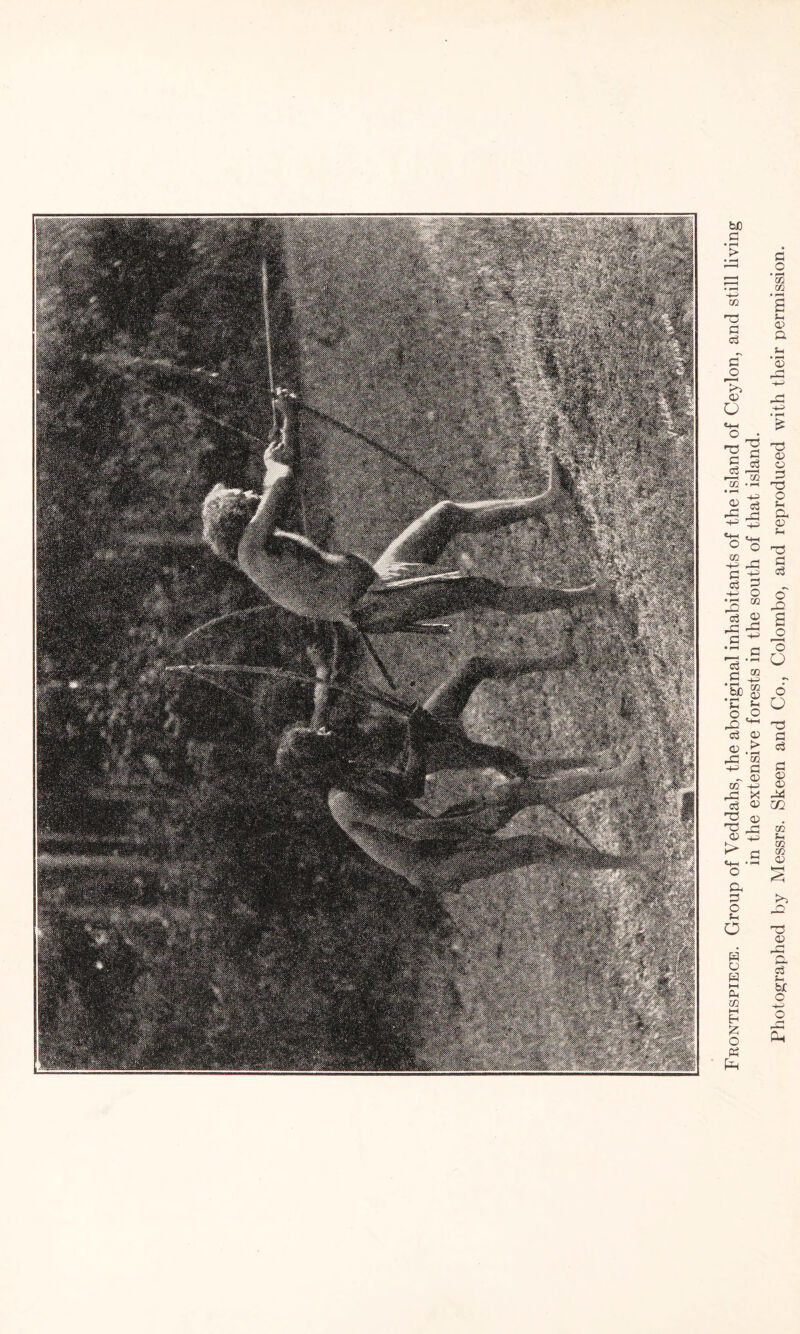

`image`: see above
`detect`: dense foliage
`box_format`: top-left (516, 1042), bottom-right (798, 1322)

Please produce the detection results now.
top-left (36, 218), bottom-right (445, 1071)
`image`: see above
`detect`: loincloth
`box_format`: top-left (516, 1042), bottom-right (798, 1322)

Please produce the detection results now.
top-left (349, 565), bottom-right (468, 632)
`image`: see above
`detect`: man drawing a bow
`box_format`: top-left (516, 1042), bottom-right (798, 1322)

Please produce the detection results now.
top-left (201, 388), bottom-right (604, 635)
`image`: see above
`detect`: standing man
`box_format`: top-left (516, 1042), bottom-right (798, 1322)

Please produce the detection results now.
top-left (201, 389), bottom-right (602, 633)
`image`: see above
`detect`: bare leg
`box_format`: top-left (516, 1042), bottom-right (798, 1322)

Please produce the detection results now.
top-left (421, 657), bottom-right (494, 720)
top-left (436, 749), bottom-right (616, 793)
top-left (498, 746), bottom-right (641, 815)
top-left (419, 652), bottom-right (575, 782)
top-left (374, 461), bottom-right (568, 573)
top-left (440, 746), bottom-right (641, 830)
top-left (529, 749), bottom-right (615, 775)
top-left (479, 648), bottom-right (577, 679)
top-left (427, 832), bottom-right (641, 889)
top-left (486, 581), bottom-right (600, 613)
top-left (355, 575), bottom-right (601, 631)
top-left (422, 730), bottom-right (530, 782)
top-left (422, 649), bottom-right (574, 721)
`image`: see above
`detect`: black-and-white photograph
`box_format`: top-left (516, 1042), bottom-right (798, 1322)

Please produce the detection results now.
top-left (35, 214), bottom-right (696, 1073)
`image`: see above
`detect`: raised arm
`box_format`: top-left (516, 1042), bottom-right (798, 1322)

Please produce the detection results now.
top-left (237, 393), bottom-right (296, 564)
top-left (397, 706), bottom-right (432, 798)
top-left (307, 644), bottom-right (333, 731)
top-left (344, 708), bottom-right (432, 802)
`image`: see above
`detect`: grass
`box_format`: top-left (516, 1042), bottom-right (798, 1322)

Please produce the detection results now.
top-left (37, 215), bottom-right (696, 1072)
top-left (283, 215), bottom-right (696, 1071)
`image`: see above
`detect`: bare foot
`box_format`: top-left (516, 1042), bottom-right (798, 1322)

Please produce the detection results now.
top-left (617, 846), bottom-right (661, 873)
top-left (617, 743), bottom-right (643, 785)
top-left (593, 746), bottom-right (616, 770)
top-left (567, 576), bottom-right (614, 610)
top-left (543, 644), bottom-right (578, 671)
top-left (548, 455), bottom-right (577, 511)
top-left (567, 579), bottom-right (611, 607)
top-left (591, 576), bottom-right (616, 601)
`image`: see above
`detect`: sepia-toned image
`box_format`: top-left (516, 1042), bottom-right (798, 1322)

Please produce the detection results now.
top-left (35, 214), bottom-right (696, 1073)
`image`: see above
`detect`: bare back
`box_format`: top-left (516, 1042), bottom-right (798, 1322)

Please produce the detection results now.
top-left (238, 529), bottom-right (375, 622)
top-left (328, 788), bottom-right (436, 888)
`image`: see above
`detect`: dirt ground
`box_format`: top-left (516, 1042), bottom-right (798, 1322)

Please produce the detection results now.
top-left (283, 216), bottom-right (696, 1072)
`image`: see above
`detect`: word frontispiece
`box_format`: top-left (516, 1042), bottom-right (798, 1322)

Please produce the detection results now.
top-left (4, 8), bottom-right (800, 1327)
top-left (713, 219), bottom-right (796, 1083)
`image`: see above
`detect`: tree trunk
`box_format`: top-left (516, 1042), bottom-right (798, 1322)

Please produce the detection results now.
top-left (37, 853), bottom-right (178, 875)
top-left (38, 832), bottom-right (144, 849)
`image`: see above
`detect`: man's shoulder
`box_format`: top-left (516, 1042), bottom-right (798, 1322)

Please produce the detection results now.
top-left (237, 527), bottom-right (300, 566)
top-left (236, 526), bottom-right (273, 572)
top-left (327, 788), bottom-right (355, 824)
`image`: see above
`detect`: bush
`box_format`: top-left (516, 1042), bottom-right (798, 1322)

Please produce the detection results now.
top-left (36, 217), bottom-right (444, 1071)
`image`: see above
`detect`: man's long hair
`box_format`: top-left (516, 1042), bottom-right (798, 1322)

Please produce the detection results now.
top-left (274, 724), bottom-right (351, 789)
top-left (275, 722), bottom-right (410, 801)
top-left (201, 483), bottom-right (260, 564)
